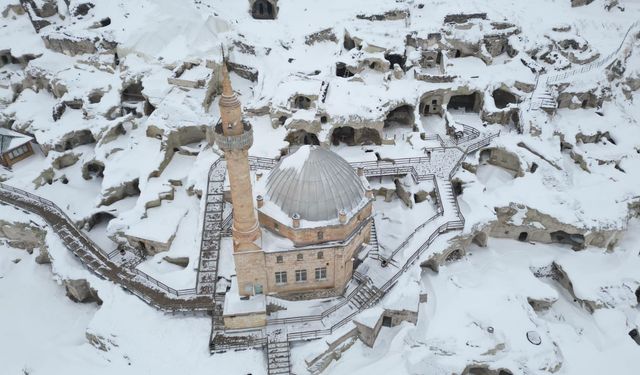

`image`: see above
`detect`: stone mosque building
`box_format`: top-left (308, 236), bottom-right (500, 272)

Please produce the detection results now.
top-left (215, 64), bottom-right (373, 318)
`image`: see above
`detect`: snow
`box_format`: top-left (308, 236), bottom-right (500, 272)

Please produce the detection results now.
top-left (354, 307), bottom-right (384, 329)
top-left (277, 144), bottom-right (312, 174)
top-left (224, 278), bottom-right (266, 316)
top-left (2, 0), bottom-right (640, 373)
top-left (0, 204), bottom-right (264, 375)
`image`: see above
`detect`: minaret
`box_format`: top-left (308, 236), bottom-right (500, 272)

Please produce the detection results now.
top-left (215, 63), bottom-right (261, 252)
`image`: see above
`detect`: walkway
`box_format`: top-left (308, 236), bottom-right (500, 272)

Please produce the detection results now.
top-left (209, 130), bottom-right (499, 350)
top-left (0, 183), bottom-right (213, 312)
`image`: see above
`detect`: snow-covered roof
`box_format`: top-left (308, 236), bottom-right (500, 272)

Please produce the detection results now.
top-left (0, 128), bottom-right (32, 154)
top-left (223, 277), bottom-right (266, 316)
top-left (353, 306), bottom-right (384, 329)
top-left (261, 145), bottom-right (368, 222)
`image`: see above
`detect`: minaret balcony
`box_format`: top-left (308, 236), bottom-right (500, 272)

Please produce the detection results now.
top-left (215, 120), bottom-right (254, 151)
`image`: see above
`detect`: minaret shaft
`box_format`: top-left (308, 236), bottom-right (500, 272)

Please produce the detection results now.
top-left (216, 64), bottom-right (261, 252)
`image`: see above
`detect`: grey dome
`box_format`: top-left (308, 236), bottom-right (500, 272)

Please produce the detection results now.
top-left (265, 146), bottom-right (367, 222)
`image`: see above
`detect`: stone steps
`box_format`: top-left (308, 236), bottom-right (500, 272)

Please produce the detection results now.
top-left (195, 160), bottom-right (227, 296)
top-left (267, 340), bottom-right (291, 375)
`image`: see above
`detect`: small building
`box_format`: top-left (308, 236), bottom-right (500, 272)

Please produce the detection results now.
top-left (0, 128), bottom-right (34, 168)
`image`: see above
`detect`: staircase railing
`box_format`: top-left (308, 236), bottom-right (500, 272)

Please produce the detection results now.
top-left (546, 20), bottom-right (639, 84)
top-left (0, 182), bottom-right (212, 311)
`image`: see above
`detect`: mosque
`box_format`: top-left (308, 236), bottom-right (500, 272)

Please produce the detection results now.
top-left (214, 64), bottom-right (373, 327)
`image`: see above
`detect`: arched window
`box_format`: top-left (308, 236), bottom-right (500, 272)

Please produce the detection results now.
top-left (317, 251), bottom-right (324, 259)
top-left (296, 253), bottom-right (303, 261)
top-left (276, 255), bottom-right (283, 264)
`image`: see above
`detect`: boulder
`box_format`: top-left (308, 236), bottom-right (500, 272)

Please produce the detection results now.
top-left (52, 152), bottom-right (80, 170)
top-left (0, 220), bottom-right (46, 253)
top-left (64, 279), bottom-right (103, 305)
top-left (35, 247), bottom-right (51, 264)
top-left (163, 256), bottom-right (189, 268)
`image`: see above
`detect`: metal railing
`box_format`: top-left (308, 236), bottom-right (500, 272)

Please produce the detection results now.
top-left (266, 281), bottom-right (367, 326)
top-left (546, 20), bottom-right (639, 84)
top-left (0, 183), bottom-right (210, 310)
top-left (132, 269), bottom-right (197, 296)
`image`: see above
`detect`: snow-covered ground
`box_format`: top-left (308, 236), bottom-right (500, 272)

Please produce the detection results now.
top-left (2, 0), bottom-right (640, 373)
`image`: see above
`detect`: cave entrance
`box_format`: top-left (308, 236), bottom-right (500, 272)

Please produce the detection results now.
top-left (357, 128), bottom-right (382, 145)
top-left (518, 232), bottom-right (528, 242)
top-left (87, 212), bottom-right (116, 231)
top-left (382, 316), bottom-right (393, 327)
top-left (336, 62), bottom-right (355, 78)
top-left (384, 53), bottom-right (406, 70)
top-left (550, 231), bottom-right (585, 249)
top-left (1, 55), bottom-right (9, 65)
top-left (138, 241), bottom-right (147, 253)
top-left (331, 126), bottom-right (355, 146)
top-left (472, 232), bottom-right (487, 247)
top-left (252, 0), bottom-right (275, 19)
top-left (343, 34), bottom-right (355, 50)
top-left (447, 92), bottom-right (481, 113)
top-left (630, 329), bottom-right (640, 345)
top-left (285, 130), bottom-right (320, 146)
top-left (86, 161), bottom-right (105, 179)
top-left (384, 105), bottom-right (415, 128)
top-left (121, 81), bottom-right (144, 103)
top-left (492, 88), bottom-right (518, 109)
top-left (420, 96), bottom-right (442, 116)
top-left (445, 249), bottom-right (463, 262)
top-left (331, 127), bottom-right (381, 146)
top-left (293, 95), bottom-right (312, 110)
top-left (479, 149), bottom-right (492, 164)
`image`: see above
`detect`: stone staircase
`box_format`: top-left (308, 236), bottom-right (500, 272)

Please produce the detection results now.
top-left (195, 160), bottom-right (227, 295)
top-left (211, 301), bottom-right (225, 332)
top-left (530, 90), bottom-right (557, 112)
top-left (267, 339), bottom-right (291, 375)
top-left (348, 278), bottom-right (382, 310)
top-left (367, 220), bottom-right (380, 259)
top-left (439, 178), bottom-right (460, 219)
top-left (221, 212), bottom-right (232, 237)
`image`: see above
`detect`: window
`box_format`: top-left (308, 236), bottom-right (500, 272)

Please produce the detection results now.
top-left (275, 271), bottom-right (287, 284)
top-left (317, 251), bottom-right (324, 259)
top-left (296, 253), bottom-right (303, 261)
top-left (274, 222), bottom-right (279, 231)
top-left (8, 145), bottom-right (27, 160)
top-left (317, 231), bottom-right (324, 240)
top-left (295, 269), bottom-right (307, 282)
top-left (315, 267), bottom-right (327, 280)
top-left (276, 255), bottom-right (283, 264)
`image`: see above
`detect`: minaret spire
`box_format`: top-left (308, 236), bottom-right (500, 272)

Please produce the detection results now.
top-left (218, 61), bottom-right (243, 136)
top-left (221, 63), bottom-right (235, 98)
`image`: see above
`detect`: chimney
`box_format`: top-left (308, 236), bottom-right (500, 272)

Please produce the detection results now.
top-left (292, 213), bottom-right (300, 228)
top-left (339, 210), bottom-right (347, 224)
top-left (366, 189), bottom-right (374, 199)
top-left (256, 195), bottom-right (264, 208)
